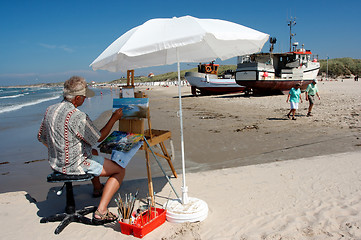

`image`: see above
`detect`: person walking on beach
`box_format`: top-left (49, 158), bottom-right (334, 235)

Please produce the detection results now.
top-left (38, 76), bottom-right (124, 224)
top-left (305, 79), bottom-right (321, 117)
top-left (286, 83), bottom-right (303, 120)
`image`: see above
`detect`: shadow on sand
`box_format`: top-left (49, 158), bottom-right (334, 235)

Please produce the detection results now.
top-left (33, 176), bottom-right (169, 233)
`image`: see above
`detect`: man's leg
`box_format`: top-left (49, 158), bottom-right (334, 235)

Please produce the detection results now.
top-left (308, 103), bottom-right (314, 116)
top-left (91, 177), bottom-right (102, 189)
top-left (96, 159), bottom-right (125, 217)
top-left (91, 149), bottom-right (103, 193)
top-left (287, 109), bottom-right (292, 118)
top-left (307, 96), bottom-right (315, 116)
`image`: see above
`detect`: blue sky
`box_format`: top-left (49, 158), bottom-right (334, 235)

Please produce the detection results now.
top-left (1, 0), bottom-right (360, 86)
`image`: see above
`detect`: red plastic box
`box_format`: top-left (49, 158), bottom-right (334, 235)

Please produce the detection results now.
top-left (119, 208), bottom-right (166, 238)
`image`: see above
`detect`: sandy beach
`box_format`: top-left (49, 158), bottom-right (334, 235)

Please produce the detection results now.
top-left (1, 79), bottom-right (361, 239)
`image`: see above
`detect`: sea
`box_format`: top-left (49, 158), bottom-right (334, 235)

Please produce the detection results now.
top-left (0, 86), bottom-right (155, 197)
top-left (0, 86), bottom-right (118, 165)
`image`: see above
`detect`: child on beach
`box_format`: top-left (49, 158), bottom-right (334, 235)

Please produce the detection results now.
top-left (286, 83), bottom-right (303, 120)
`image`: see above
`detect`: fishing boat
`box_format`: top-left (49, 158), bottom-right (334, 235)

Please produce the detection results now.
top-left (235, 19), bottom-right (320, 94)
top-left (185, 62), bottom-right (245, 96)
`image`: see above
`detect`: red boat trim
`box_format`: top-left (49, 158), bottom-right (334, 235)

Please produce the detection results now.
top-left (289, 51), bottom-right (312, 54)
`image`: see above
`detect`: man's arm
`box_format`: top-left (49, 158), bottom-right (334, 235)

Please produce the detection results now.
top-left (316, 91), bottom-right (320, 100)
top-left (305, 84), bottom-right (310, 101)
top-left (98, 108), bottom-right (123, 142)
top-left (37, 119), bottom-right (48, 148)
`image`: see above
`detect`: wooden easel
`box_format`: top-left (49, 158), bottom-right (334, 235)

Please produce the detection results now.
top-left (118, 70), bottom-right (177, 204)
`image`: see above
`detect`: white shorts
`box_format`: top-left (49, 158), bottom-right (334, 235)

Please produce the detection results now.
top-left (81, 155), bottom-right (104, 176)
top-left (290, 102), bottom-right (299, 110)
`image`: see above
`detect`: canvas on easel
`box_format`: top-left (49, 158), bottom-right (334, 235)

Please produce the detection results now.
top-left (113, 98), bottom-right (149, 119)
top-left (122, 87), bottom-right (135, 98)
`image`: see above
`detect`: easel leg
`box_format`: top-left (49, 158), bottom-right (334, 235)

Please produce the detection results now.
top-left (143, 137), bottom-right (180, 201)
top-left (144, 144), bottom-right (155, 205)
top-left (159, 142), bottom-right (178, 178)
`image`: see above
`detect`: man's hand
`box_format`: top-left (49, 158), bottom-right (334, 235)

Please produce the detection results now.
top-left (112, 108), bottom-right (123, 120)
top-left (98, 108), bottom-right (123, 142)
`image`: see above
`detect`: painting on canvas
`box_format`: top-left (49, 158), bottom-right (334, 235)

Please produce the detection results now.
top-left (113, 98), bottom-right (149, 119)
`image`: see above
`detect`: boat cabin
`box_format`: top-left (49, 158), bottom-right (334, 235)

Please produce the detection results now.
top-left (235, 46), bottom-right (320, 93)
top-left (198, 62), bottom-right (219, 75)
top-left (237, 49), bottom-right (316, 78)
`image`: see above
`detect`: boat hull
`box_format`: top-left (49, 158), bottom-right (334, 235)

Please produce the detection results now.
top-left (235, 59), bottom-right (320, 94)
top-left (235, 79), bottom-right (313, 92)
top-left (185, 72), bottom-right (245, 95)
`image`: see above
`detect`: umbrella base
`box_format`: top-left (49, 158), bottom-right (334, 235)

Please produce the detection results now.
top-left (164, 197), bottom-right (208, 223)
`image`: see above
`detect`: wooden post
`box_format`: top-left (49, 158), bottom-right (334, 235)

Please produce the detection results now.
top-left (144, 144), bottom-right (155, 205)
top-left (127, 70), bottom-right (135, 87)
top-left (159, 142), bottom-right (177, 178)
top-left (147, 107), bottom-right (153, 141)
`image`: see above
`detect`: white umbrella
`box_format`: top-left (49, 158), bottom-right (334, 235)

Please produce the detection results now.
top-left (91, 16), bottom-right (269, 72)
top-left (90, 15), bottom-right (269, 222)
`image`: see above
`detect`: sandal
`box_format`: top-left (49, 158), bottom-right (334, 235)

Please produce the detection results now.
top-left (92, 184), bottom-right (104, 198)
top-left (92, 209), bottom-right (118, 225)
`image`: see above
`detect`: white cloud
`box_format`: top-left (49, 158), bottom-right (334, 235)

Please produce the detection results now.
top-left (0, 69), bottom-right (127, 86)
top-left (38, 43), bottom-right (74, 53)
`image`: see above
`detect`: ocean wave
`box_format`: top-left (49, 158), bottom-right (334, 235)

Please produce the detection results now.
top-left (0, 95), bottom-right (61, 114)
top-left (0, 93), bottom-right (26, 99)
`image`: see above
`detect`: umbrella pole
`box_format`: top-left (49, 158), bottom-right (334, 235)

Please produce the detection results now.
top-left (176, 48), bottom-right (188, 205)
top-left (165, 49), bottom-right (208, 223)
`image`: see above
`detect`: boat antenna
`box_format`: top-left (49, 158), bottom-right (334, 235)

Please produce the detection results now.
top-left (287, 17), bottom-right (296, 52)
top-left (269, 37), bottom-right (277, 53)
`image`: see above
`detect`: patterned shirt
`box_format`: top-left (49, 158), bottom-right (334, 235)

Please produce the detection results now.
top-left (38, 100), bottom-right (101, 174)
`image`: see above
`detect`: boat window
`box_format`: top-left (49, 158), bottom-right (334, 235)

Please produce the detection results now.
top-left (255, 55), bottom-right (270, 64)
top-left (200, 65), bottom-right (205, 73)
top-left (301, 56), bottom-right (307, 63)
top-left (265, 58), bottom-right (273, 65)
top-left (237, 55), bottom-right (251, 64)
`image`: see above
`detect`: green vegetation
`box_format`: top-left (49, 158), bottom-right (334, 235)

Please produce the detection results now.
top-left (319, 58), bottom-right (361, 77)
top-left (108, 65), bottom-right (238, 84)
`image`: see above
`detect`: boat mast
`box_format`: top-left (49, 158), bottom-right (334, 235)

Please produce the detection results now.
top-left (288, 17), bottom-right (296, 52)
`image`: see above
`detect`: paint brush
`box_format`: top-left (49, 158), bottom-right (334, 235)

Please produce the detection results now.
top-left (129, 189), bottom-right (139, 218)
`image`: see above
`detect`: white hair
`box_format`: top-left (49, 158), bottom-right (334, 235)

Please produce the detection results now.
top-left (63, 76), bottom-right (87, 101)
